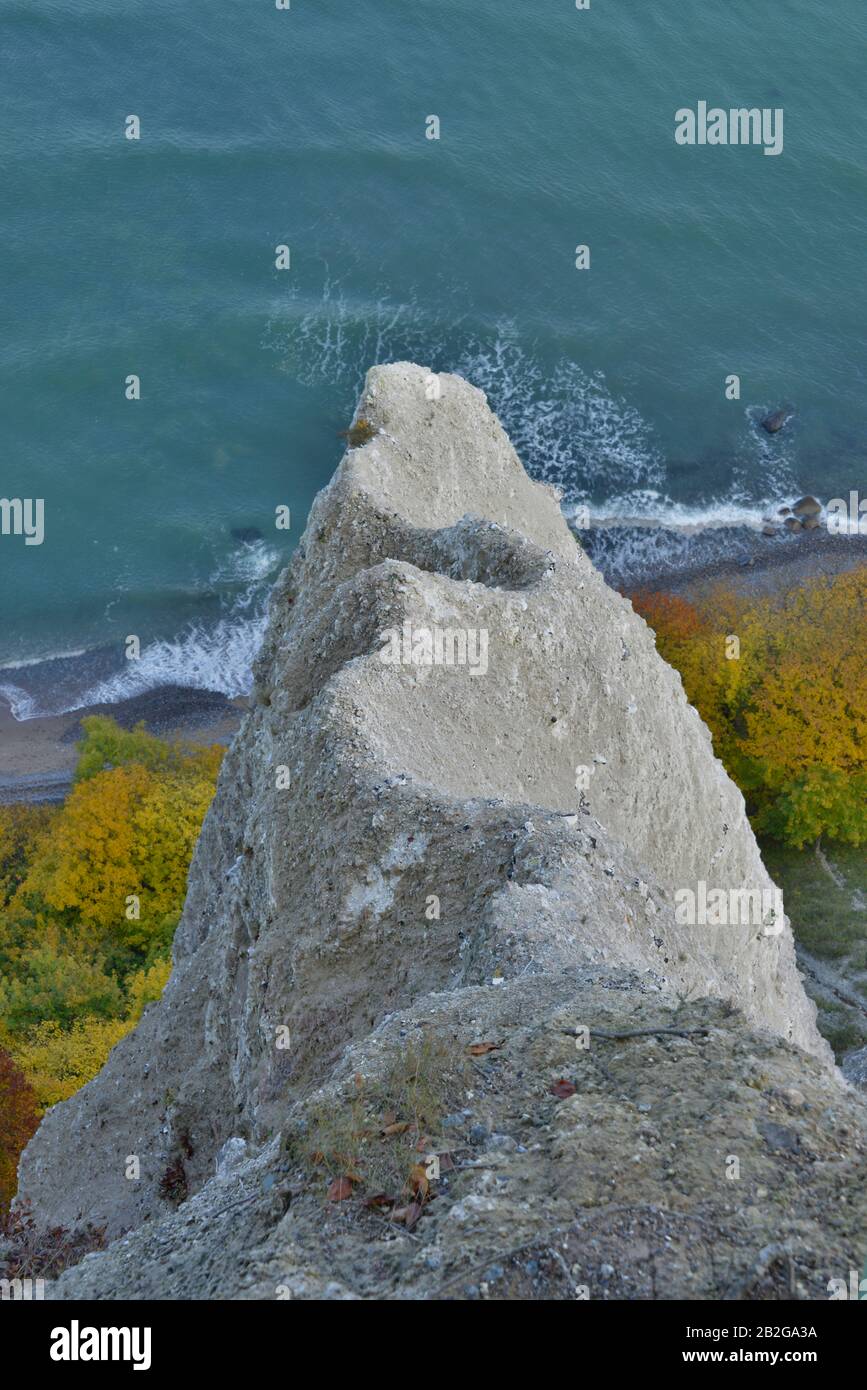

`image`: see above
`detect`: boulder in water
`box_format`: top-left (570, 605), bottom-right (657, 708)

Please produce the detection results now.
top-left (761, 408), bottom-right (790, 434)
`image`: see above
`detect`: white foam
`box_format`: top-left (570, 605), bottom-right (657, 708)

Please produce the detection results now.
top-left (570, 493), bottom-right (794, 534)
top-left (63, 609), bottom-right (269, 713)
top-left (0, 646), bottom-right (89, 673)
top-left (4, 541), bottom-right (284, 721)
top-left (61, 543), bottom-right (282, 714)
top-left (0, 682), bottom-right (39, 720)
top-left (264, 288), bottom-right (665, 504)
top-left (456, 336), bottom-right (665, 501)
top-left (210, 539), bottom-right (282, 586)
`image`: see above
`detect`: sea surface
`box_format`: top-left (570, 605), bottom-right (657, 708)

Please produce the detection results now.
top-left (2, 0), bottom-right (866, 716)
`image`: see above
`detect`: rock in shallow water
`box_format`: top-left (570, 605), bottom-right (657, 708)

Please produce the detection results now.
top-left (761, 407), bottom-right (791, 433)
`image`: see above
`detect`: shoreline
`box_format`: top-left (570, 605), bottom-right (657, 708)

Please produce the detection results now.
top-left (634, 528), bottom-right (867, 600)
top-left (0, 686), bottom-right (248, 805)
top-left (2, 531), bottom-right (865, 807)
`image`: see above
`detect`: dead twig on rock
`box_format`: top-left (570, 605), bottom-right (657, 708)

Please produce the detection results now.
top-left (561, 1026), bottom-right (710, 1042)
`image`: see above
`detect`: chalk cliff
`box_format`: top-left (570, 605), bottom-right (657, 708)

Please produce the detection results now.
top-left (19, 365), bottom-right (865, 1300)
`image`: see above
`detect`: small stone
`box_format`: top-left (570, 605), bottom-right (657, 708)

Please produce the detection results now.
top-left (758, 1119), bottom-right (800, 1153)
top-left (782, 1087), bottom-right (807, 1110)
top-left (792, 495), bottom-right (821, 517)
top-left (469, 1123), bottom-right (490, 1146)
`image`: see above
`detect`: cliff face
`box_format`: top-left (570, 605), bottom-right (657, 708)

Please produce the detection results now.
top-left (18, 365), bottom-right (865, 1301)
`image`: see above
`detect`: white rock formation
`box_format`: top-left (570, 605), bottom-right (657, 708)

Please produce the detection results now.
top-left (18, 364), bottom-right (831, 1252)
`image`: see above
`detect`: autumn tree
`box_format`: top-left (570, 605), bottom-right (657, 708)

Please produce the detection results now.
top-left (0, 805), bottom-right (55, 908)
top-left (0, 1048), bottom-right (39, 1211)
top-left (0, 718), bottom-right (222, 1109)
top-left (10, 1018), bottom-right (130, 1111)
top-left (0, 947), bottom-right (124, 1034)
top-left (632, 569), bottom-right (867, 848)
top-left (17, 722), bottom-right (222, 961)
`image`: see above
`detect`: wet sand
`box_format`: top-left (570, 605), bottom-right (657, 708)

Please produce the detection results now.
top-left (0, 686), bottom-right (247, 804)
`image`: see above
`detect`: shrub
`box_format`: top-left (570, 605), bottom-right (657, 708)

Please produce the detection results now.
top-left (0, 1049), bottom-right (39, 1211)
top-left (0, 1200), bottom-right (106, 1279)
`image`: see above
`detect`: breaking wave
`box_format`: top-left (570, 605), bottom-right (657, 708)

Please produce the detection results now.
top-left (0, 541), bottom-right (283, 720)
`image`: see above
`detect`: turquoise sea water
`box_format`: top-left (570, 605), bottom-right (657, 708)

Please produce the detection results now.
top-left (1, 0), bottom-right (866, 714)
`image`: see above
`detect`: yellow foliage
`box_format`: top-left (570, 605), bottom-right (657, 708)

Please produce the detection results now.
top-left (739, 571), bottom-right (867, 779)
top-left (22, 757), bottom-right (219, 953)
top-left (0, 718), bottom-right (209, 1108)
top-left (11, 1017), bottom-right (130, 1111)
top-left (7, 958), bottom-right (171, 1110)
top-left (125, 957), bottom-right (172, 1023)
top-left (634, 568), bottom-right (867, 845)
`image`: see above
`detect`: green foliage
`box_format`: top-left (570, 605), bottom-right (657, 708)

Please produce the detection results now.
top-left (73, 715), bottom-right (199, 782)
top-left (756, 768), bottom-right (867, 849)
top-left (761, 840), bottom-right (867, 971)
top-left (0, 947), bottom-right (124, 1033)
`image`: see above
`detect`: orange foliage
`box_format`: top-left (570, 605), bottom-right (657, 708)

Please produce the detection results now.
top-left (629, 589), bottom-right (706, 641)
top-left (0, 1048), bottom-right (39, 1211)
